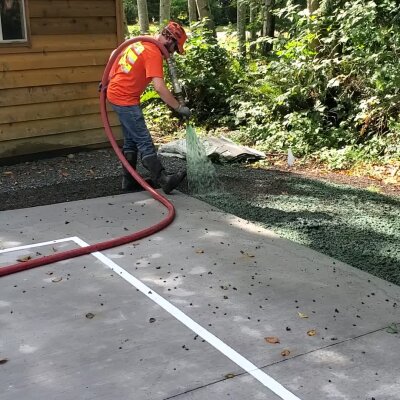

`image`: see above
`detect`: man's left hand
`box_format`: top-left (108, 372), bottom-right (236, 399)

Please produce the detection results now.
top-left (175, 105), bottom-right (191, 119)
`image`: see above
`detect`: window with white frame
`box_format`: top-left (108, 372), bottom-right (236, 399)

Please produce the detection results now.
top-left (0, 0), bottom-right (28, 42)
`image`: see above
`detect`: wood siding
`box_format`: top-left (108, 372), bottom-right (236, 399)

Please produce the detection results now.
top-left (0, 0), bottom-right (125, 159)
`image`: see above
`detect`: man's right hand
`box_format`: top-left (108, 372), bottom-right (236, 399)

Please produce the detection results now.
top-left (174, 104), bottom-right (191, 119)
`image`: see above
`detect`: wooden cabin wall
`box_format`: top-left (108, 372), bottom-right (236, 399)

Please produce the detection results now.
top-left (0, 0), bottom-right (125, 159)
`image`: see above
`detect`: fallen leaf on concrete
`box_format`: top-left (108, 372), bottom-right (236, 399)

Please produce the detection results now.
top-left (307, 329), bottom-right (317, 336)
top-left (17, 255), bottom-right (32, 262)
top-left (281, 349), bottom-right (291, 357)
top-left (51, 277), bottom-right (62, 283)
top-left (0, 358), bottom-right (8, 365)
top-left (149, 318), bottom-right (156, 323)
top-left (225, 373), bottom-right (235, 379)
top-left (265, 336), bottom-right (280, 344)
top-left (195, 249), bottom-right (204, 254)
top-left (52, 247), bottom-right (58, 252)
top-left (85, 313), bottom-right (95, 319)
top-left (298, 312), bottom-right (308, 319)
top-left (240, 250), bottom-right (255, 258)
top-left (2, 171), bottom-right (13, 176)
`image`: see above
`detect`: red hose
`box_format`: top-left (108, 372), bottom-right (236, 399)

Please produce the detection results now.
top-left (0, 37), bottom-right (177, 277)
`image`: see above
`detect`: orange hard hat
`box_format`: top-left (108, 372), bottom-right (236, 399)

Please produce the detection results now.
top-left (165, 21), bottom-right (187, 54)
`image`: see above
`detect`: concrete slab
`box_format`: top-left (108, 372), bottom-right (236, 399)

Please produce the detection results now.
top-left (0, 253), bottom-right (247, 400)
top-left (1, 192), bottom-right (399, 400)
top-left (264, 329), bottom-right (400, 400)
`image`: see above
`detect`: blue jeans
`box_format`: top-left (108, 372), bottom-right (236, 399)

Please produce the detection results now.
top-left (110, 103), bottom-right (156, 158)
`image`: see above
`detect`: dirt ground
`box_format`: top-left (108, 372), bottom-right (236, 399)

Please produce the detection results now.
top-left (258, 154), bottom-right (400, 197)
top-left (0, 148), bottom-right (398, 210)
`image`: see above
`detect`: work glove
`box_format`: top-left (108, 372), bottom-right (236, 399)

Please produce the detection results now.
top-left (174, 104), bottom-right (191, 119)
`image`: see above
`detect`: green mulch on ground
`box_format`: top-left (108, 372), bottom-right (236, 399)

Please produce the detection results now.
top-left (195, 164), bottom-right (400, 286)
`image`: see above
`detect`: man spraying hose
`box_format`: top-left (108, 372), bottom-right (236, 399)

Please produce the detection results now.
top-left (107, 21), bottom-right (191, 194)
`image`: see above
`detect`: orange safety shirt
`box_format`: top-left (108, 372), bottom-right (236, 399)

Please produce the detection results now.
top-left (107, 41), bottom-right (164, 106)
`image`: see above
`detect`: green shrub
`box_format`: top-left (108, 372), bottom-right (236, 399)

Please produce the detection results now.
top-left (228, 0), bottom-right (400, 164)
top-left (175, 21), bottom-right (242, 125)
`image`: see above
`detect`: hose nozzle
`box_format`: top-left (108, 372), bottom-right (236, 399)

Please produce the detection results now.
top-left (167, 56), bottom-right (186, 106)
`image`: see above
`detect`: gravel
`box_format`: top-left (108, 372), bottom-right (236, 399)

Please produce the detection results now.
top-left (1, 148), bottom-right (399, 286)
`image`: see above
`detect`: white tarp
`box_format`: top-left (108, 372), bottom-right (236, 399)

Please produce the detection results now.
top-left (158, 136), bottom-right (266, 162)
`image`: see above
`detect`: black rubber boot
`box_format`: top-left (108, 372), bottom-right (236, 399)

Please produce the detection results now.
top-left (121, 151), bottom-right (142, 191)
top-left (142, 154), bottom-right (186, 194)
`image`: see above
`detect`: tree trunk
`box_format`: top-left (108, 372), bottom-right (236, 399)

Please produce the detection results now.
top-left (261, 0), bottom-right (275, 55)
top-left (249, 3), bottom-right (257, 55)
top-left (307, 0), bottom-right (319, 15)
top-left (159, 0), bottom-right (171, 26)
top-left (122, 2), bottom-right (130, 38)
top-left (188, 0), bottom-right (198, 24)
top-left (195, 0), bottom-right (215, 33)
top-left (137, 0), bottom-right (149, 34)
top-left (237, 0), bottom-right (246, 58)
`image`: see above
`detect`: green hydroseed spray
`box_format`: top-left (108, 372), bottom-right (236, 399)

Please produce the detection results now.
top-left (185, 125), bottom-right (217, 195)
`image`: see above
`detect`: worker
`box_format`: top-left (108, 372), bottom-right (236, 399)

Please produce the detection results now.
top-left (106, 21), bottom-right (190, 194)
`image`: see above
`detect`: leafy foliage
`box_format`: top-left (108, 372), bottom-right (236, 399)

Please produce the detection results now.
top-left (130, 1), bottom-right (399, 168)
top-left (228, 0), bottom-right (400, 167)
top-left (124, 0), bottom-right (164, 24)
top-left (140, 22), bottom-right (241, 131)
top-left (123, 0), bottom-right (234, 26)
top-left (175, 21), bottom-right (241, 125)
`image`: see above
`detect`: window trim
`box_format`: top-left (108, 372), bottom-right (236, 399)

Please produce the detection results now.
top-left (0, 0), bottom-right (31, 48)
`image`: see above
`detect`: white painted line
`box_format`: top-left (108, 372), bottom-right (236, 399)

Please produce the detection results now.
top-left (71, 236), bottom-right (302, 400)
top-left (0, 237), bottom-right (77, 254)
top-left (1, 236), bottom-right (302, 399)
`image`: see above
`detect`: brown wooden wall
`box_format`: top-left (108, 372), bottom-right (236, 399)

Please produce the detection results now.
top-left (0, 0), bottom-right (125, 159)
